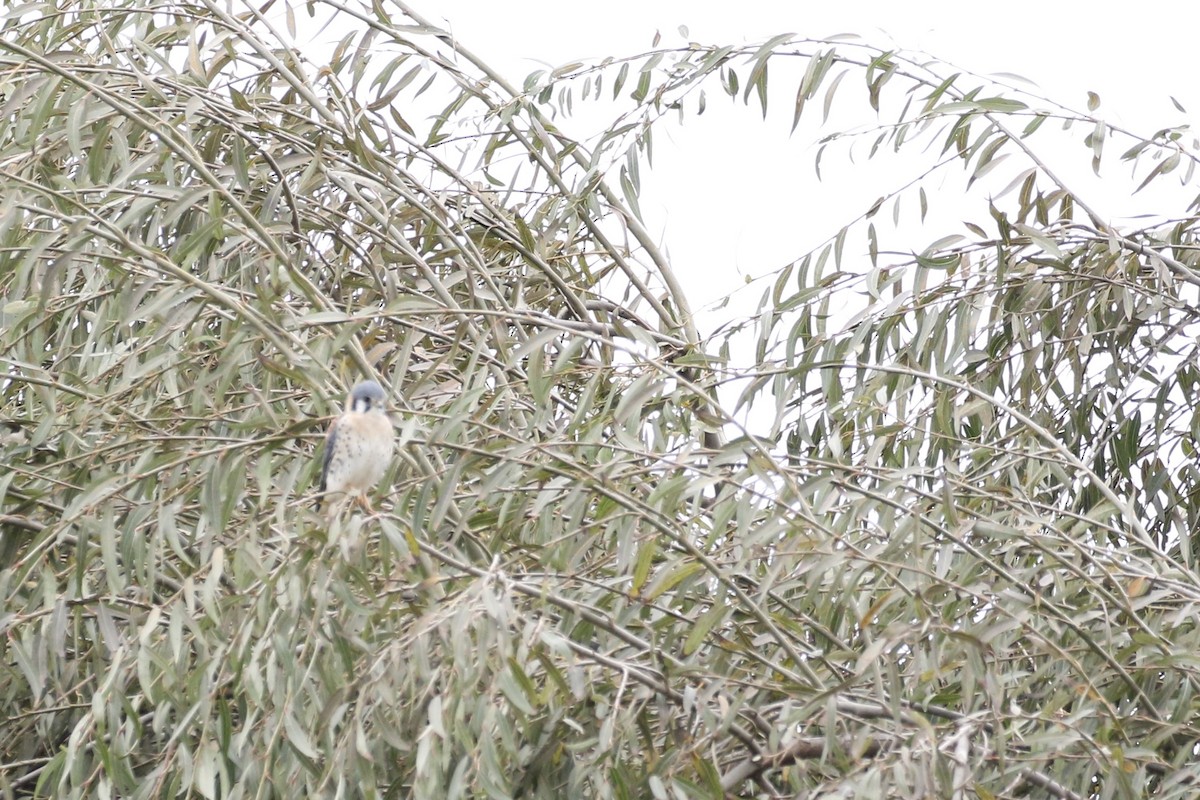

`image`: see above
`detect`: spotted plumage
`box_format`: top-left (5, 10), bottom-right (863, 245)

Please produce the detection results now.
top-left (317, 380), bottom-right (394, 512)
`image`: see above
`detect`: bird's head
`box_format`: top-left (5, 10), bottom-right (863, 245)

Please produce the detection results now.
top-left (347, 380), bottom-right (388, 414)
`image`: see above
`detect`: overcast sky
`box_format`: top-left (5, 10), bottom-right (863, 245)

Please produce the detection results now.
top-left (412, 1), bottom-right (1200, 326)
top-left (429, 0), bottom-right (1200, 119)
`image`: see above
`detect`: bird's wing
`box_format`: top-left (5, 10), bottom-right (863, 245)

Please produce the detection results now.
top-left (319, 417), bottom-right (339, 494)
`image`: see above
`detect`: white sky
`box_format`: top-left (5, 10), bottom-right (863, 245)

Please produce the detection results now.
top-left (430, 0), bottom-right (1200, 122)
top-left (420, 0), bottom-right (1200, 332)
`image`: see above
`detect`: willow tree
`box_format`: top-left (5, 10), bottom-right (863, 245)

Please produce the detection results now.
top-left (3, 1), bottom-right (1200, 798)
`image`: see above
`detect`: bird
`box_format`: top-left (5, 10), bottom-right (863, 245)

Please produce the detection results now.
top-left (317, 380), bottom-right (394, 513)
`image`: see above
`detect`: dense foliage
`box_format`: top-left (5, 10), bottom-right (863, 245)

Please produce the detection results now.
top-left (3, 1), bottom-right (1200, 798)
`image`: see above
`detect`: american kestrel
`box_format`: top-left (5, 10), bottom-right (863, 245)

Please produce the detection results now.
top-left (317, 380), bottom-right (394, 512)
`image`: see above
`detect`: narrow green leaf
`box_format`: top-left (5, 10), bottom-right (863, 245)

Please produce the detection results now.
top-left (632, 535), bottom-right (657, 593)
top-left (684, 601), bottom-right (729, 655)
